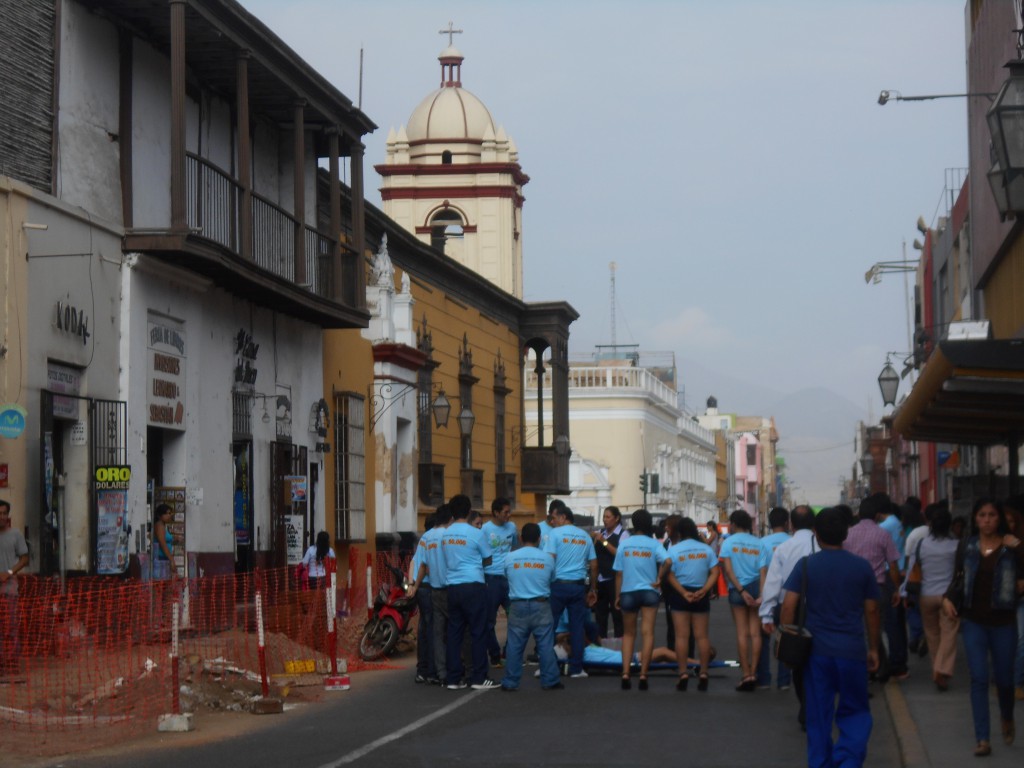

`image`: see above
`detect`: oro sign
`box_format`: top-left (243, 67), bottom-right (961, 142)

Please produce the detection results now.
top-left (95, 466), bottom-right (132, 486)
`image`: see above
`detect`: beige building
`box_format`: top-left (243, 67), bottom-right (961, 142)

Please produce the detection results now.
top-left (528, 349), bottom-right (717, 522)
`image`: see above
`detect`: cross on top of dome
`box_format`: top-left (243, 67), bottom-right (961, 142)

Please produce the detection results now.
top-left (436, 22), bottom-right (465, 87)
top-left (439, 20), bottom-right (462, 47)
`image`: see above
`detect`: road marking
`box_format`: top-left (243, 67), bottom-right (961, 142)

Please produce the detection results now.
top-left (315, 690), bottom-right (485, 767)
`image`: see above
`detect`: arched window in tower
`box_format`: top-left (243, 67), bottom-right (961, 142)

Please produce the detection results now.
top-left (441, 150), bottom-right (453, 165)
top-left (430, 209), bottom-right (464, 255)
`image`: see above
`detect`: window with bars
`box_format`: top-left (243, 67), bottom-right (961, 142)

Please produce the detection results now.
top-left (334, 392), bottom-right (366, 541)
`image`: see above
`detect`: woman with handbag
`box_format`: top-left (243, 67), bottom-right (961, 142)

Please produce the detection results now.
top-left (943, 498), bottom-right (1024, 757)
top-left (904, 507), bottom-right (959, 691)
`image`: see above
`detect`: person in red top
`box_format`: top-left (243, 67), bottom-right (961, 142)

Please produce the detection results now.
top-left (843, 493), bottom-right (903, 679)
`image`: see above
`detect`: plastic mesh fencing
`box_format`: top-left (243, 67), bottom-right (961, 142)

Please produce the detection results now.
top-left (0, 546), bottom-right (407, 734)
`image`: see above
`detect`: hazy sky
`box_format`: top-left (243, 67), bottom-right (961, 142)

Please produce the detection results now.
top-left (242, 0), bottom-right (967, 416)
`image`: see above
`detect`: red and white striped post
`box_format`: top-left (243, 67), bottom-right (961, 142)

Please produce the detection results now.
top-left (255, 589), bottom-right (269, 698)
top-left (171, 602), bottom-right (181, 714)
top-left (323, 557), bottom-right (350, 690)
top-left (365, 552), bottom-right (373, 621)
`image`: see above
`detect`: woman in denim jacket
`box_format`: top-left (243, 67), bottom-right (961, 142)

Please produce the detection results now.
top-left (944, 498), bottom-right (1024, 757)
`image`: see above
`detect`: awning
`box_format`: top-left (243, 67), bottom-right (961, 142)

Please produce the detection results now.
top-left (892, 339), bottom-right (1024, 445)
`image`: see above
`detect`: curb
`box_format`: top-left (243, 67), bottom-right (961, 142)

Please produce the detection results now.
top-left (882, 681), bottom-right (929, 767)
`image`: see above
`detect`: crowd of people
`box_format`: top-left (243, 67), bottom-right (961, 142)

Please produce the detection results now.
top-left (404, 492), bottom-right (1024, 765)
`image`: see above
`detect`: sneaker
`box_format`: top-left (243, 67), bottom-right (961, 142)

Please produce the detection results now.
top-left (570, 670), bottom-right (589, 679)
top-left (757, 683), bottom-right (771, 690)
top-left (890, 668), bottom-right (910, 682)
top-left (427, 677), bottom-right (442, 686)
top-left (779, 684), bottom-right (791, 691)
top-left (543, 682), bottom-right (565, 690)
top-left (525, 653), bottom-right (540, 665)
top-left (447, 682), bottom-right (468, 690)
top-left (471, 678), bottom-right (500, 690)
top-left (414, 674), bottom-right (428, 684)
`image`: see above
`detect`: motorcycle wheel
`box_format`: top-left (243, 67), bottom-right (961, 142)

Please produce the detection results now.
top-left (358, 616), bottom-right (399, 661)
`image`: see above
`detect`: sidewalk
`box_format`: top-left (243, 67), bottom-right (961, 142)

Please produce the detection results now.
top-left (882, 635), bottom-right (1020, 767)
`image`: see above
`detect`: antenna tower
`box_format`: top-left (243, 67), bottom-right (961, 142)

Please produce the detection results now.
top-left (609, 261), bottom-right (617, 347)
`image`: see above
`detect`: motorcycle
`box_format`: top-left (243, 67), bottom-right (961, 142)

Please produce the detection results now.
top-left (358, 563), bottom-right (418, 661)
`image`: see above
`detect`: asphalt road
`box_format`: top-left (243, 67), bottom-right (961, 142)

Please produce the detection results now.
top-left (42, 601), bottom-right (902, 768)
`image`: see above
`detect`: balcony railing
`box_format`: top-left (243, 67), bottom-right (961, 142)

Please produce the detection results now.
top-left (186, 153), bottom-right (346, 301)
top-left (526, 366), bottom-right (679, 409)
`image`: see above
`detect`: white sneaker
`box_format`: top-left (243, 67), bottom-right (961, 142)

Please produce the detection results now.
top-left (570, 670), bottom-right (589, 679)
top-left (471, 678), bottom-right (499, 690)
top-left (446, 682), bottom-right (468, 690)
top-left (534, 669), bottom-right (541, 677)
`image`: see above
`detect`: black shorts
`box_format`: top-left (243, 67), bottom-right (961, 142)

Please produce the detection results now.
top-left (666, 587), bottom-right (711, 613)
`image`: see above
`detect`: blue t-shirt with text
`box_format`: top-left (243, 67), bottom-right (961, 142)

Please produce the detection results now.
top-left (720, 531), bottom-right (765, 585)
top-left (613, 534), bottom-right (667, 593)
top-left (442, 522), bottom-right (492, 585)
top-left (482, 520), bottom-right (518, 575)
top-left (505, 546), bottom-right (554, 600)
top-left (544, 524), bottom-right (597, 581)
top-left (666, 538), bottom-right (719, 587)
top-left (421, 526), bottom-right (447, 588)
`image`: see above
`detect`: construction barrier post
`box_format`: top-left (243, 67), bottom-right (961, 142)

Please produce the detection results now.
top-left (171, 602), bottom-right (180, 715)
top-left (365, 553), bottom-right (373, 621)
top-left (255, 589), bottom-right (269, 698)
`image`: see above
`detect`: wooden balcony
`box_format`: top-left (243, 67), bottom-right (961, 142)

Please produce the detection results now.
top-left (124, 153), bottom-right (367, 329)
top-left (521, 447), bottom-right (569, 495)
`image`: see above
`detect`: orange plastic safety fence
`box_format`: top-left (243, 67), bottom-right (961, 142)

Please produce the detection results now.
top-left (0, 553), bottom-right (401, 734)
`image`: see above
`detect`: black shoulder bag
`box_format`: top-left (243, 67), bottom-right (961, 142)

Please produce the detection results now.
top-left (776, 554), bottom-right (813, 669)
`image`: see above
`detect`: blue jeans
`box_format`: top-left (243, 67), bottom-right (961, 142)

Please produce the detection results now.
top-left (415, 587), bottom-right (435, 678)
top-left (1015, 602), bottom-right (1024, 688)
top-left (484, 574), bottom-right (510, 661)
top-left (804, 654), bottom-right (872, 768)
top-left (906, 598), bottom-right (923, 645)
top-left (550, 582), bottom-right (588, 675)
top-left (501, 600), bottom-right (559, 689)
top-left (446, 582), bottom-right (488, 685)
top-left (961, 618), bottom-right (1017, 742)
top-left (756, 605), bottom-right (792, 688)
top-left (880, 581), bottom-right (908, 672)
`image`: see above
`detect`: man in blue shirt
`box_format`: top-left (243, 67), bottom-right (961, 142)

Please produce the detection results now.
top-left (481, 497), bottom-right (517, 667)
top-left (545, 506), bottom-right (598, 679)
top-left (409, 504), bottom-right (452, 685)
top-left (782, 507), bottom-right (881, 768)
top-left (500, 523), bottom-right (561, 691)
top-left (441, 495), bottom-right (497, 690)
top-left (878, 499), bottom-right (909, 679)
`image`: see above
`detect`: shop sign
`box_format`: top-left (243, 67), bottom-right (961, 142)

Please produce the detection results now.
top-left (46, 363), bottom-right (81, 419)
top-left (147, 316), bottom-right (186, 431)
top-left (95, 465), bottom-right (130, 575)
top-left (285, 514), bottom-right (305, 566)
top-left (54, 300), bottom-right (91, 346)
top-left (0, 404), bottom-right (27, 439)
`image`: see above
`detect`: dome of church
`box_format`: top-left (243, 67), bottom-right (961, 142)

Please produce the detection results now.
top-left (405, 46), bottom-right (498, 143)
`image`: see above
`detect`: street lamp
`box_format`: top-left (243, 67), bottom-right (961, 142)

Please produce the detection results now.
top-left (457, 406), bottom-right (475, 437)
top-left (431, 389), bottom-right (451, 429)
top-left (878, 360), bottom-right (900, 407)
top-left (987, 59), bottom-right (1024, 217)
top-left (877, 89), bottom-right (994, 105)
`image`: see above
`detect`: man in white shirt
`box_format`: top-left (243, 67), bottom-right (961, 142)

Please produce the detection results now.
top-left (760, 505), bottom-right (817, 728)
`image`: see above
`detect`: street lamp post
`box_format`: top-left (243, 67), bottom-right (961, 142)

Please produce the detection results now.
top-left (987, 59), bottom-right (1024, 217)
top-left (878, 360), bottom-right (900, 407)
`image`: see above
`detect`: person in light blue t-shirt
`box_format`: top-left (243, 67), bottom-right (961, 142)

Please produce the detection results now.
top-left (612, 509), bottom-right (668, 690)
top-left (499, 523), bottom-right (561, 691)
top-left (481, 497), bottom-right (518, 666)
top-left (544, 505), bottom-right (597, 679)
top-left (720, 509), bottom-right (766, 692)
top-left (441, 495), bottom-right (496, 690)
top-left (755, 507), bottom-right (792, 690)
top-left (664, 517), bottom-right (720, 691)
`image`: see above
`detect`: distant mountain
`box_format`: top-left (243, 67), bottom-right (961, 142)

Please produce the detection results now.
top-left (679, 358), bottom-right (867, 507)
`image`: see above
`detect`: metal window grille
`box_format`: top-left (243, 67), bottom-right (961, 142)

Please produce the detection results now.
top-left (334, 392), bottom-right (366, 541)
